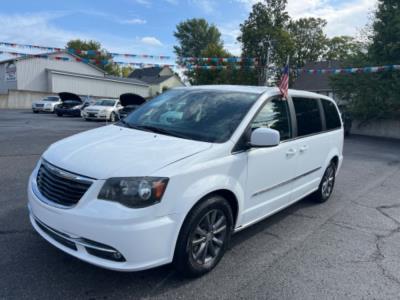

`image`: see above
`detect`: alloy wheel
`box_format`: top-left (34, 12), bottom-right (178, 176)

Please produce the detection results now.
top-left (321, 165), bottom-right (335, 199)
top-left (190, 209), bottom-right (227, 266)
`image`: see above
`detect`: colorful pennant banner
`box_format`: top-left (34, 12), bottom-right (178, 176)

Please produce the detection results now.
top-left (0, 50), bottom-right (110, 64)
top-left (0, 50), bottom-right (176, 68)
top-left (0, 41), bottom-right (173, 60)
top-left (187, 65), bottom-right (256, 70)
top-left (67, 49), bottom-right (173, 60)
top-left (0, 41), bottom-right (255, 63)
top-left (114, 61), bottom-right (174, 68)
top-left (180, 57), bottom-right (257, 63)
top-left (297, 65), bottom-right (400, 74)
top-left (2, 42), bottom-right (398, 74)
top-left (187, 64), bottom-right (400, 74)
top-left (0, 41), bottom-right (63, 52)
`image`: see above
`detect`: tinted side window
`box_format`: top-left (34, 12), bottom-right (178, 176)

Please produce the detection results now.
top-left (322, 100), bottom-right (341, 130)
top-left (293, 97), bottom-right (322, 136)
top-left (251, 98), bottom-right (292, 141)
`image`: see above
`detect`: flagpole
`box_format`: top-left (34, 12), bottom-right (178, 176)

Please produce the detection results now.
top-left (286, 55), bottom-right (290, 88)
top-left (264, 43), bottom-right (271, 86)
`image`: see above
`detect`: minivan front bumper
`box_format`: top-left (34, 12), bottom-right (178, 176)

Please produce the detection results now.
top-left (28, 170), bottom-right (181, 272)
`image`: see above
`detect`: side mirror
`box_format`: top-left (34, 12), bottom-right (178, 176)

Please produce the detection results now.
top-left (250, 128), bottom-right (280, 147)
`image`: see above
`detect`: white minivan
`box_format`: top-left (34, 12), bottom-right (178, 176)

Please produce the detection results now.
top-left (27, 86), bottom-right (343, 277)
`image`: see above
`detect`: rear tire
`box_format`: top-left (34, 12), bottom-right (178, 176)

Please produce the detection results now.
top-left (173, 195), bottom-right (233, 277)
top-left (313, 162), bottom-right (336, 203)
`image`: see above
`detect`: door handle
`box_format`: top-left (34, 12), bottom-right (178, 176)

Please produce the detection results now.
top-left (286, 148), bottom-right (297, 157)
top-left (299, 145), bottom-right (309, 153)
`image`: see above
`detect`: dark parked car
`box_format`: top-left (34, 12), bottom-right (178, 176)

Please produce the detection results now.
top-left (117, 93), bottom-right (146, 120)
top-left (338, 105), bottom-right (352, 136)
top-left (343, 111), bottom-right (352, 136)
top-left (55, 92), bottom-right (85, 117)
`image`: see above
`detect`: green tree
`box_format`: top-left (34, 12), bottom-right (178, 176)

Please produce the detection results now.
top-left (66, 39), bottom-right (120, 76)
top-left (121, 66), bottom-right (134, 78)
top-left (189, 43), bottom-right (230, 85)
top-left (330, 0), bottom-right (400, 121)
top-left (370, 0), bottom-right (400, 64)
top-left (238, 0), bottom-right (291, 85)
top-left (173, 18), bottom-right (223, 58)
top-left (324, 36), bottom-right (364, 62)
top-left (288, 18), bottom-right (327, 68)
top-left (174, 18), bottom-right (234, 85)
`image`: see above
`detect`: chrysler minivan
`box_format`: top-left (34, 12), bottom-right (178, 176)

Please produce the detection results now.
top-left (28, 86), bottom-right (343, 277)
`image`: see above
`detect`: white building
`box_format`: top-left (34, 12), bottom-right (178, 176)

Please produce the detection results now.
top-left (0, 51), bottom-right (150, 108)
top-left (128, 66), bottom-right (185, 97)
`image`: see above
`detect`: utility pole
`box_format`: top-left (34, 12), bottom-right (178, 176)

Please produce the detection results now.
top-left (265, 43), bottom-right (271, 86)
top-left (259, 39), bottom-right (273, 86)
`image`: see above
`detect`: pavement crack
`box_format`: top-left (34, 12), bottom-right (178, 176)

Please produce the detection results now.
top-left (288, 212), bottom-right (316, 220)
top-left (263, 231), bottom-right (281, 239)
top-left (370, 205), bottom-right (400, 287)
top-left (327, 220), bottom-right (393, 233)
top-left (377, 204), bottom-right (400, 213)
top-left (374, 232), bottom-right (400, 287)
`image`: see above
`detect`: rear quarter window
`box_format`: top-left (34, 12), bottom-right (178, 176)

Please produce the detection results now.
top-left (292, 97), bottom-right (322, 137)
top-left (322, 99), bottom-right (342, 130)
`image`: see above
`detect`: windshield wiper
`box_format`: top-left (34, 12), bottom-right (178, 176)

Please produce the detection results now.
top-left (117, 119), bottom-right (132, 128)
top-left (133, 125), bottom-right (188, 139)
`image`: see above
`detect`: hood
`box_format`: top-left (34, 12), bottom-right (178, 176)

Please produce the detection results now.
top-left (43, 125), bottom-right (212, 179)
top-left (85, 105), bottom-right (113, 111)
top-left (34, 100), bottom-right (50, 105)
top-left (119, 93), bottom-right (146, 107)
top-left (58, 92), bottom-right (82, 103)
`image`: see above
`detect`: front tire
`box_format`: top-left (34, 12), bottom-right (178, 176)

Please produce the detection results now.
top-left (110, 112), bottom-right (117, 122)
top-left (313, 162), bottom-right (336, 203)
top-left (56, 112), bottom-right (63, 117)
top-left (173, 195), bottom-right (233, 277)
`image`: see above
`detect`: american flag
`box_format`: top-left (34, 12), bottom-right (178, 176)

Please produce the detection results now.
top-left (279, 62), bottom-right (289, 99)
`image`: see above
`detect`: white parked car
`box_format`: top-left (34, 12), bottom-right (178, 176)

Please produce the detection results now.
top-left (81, 99), bottom-right (121, 122)
top-left (32, 96), bottom-right (61, 113)
top-left (27, 86), bottom-right (343, 277)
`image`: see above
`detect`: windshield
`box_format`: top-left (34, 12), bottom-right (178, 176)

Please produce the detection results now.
top-left (122, 89), bottom-right (260, 143)
top-left (44, 97), bottom-right (59, 102)
top-left (95, 99), bottom-right (116, 106)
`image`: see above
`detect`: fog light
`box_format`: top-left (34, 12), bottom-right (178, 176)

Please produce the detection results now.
top-left (113, 252), bottom-right (123, 260)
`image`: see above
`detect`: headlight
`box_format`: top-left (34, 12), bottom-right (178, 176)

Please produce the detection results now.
top-left (100, 109), bottom-right (107, 114)
top-left (72, 105), bottom-right (82, 110)
top-left (98, 177), bottom-right (169, 208)
top-left (45, 103), bottom-right (52, 107)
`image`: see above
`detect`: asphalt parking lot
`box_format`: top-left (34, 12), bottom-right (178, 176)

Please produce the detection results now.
top-left (1, 109), bottom-right (400, 299)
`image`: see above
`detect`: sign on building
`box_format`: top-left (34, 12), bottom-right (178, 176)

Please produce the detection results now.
top-left (5, 62), bottom-right (16, 81)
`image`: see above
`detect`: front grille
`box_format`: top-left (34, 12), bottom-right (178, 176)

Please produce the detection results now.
top-left (36, 161), bottom-right (93, 207)
top-left (36, 104), bottom-right (44, 107)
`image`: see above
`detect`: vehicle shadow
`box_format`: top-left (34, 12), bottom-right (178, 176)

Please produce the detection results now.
top-left (229, 195), bottom-right (316, 249)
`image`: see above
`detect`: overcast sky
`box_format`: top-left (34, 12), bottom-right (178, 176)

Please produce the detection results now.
top-left (0, 0), bottom-right (377, 65)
